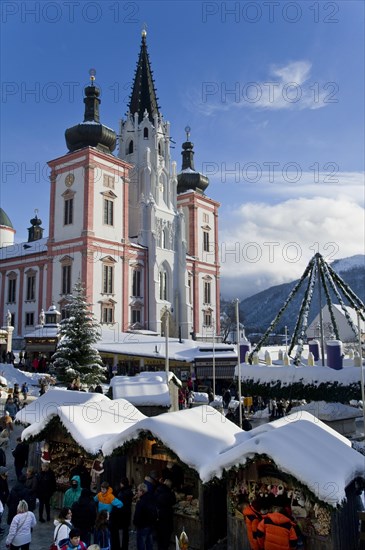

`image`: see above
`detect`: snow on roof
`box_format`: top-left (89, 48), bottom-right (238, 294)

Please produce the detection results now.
top-left (0, 238), bottom-right (48, 260)
top-left (102, 405), bottom-right (244, 472)
top-left (110, 371), bottom-right (181, 406)
top-left (24, 326), bottom-right (59, 338)
top-left (238, 362), bottom-right (362, 386)
top-left (200, 412), bottom-right (364, 506)
top-left (16, 388), bottom-right (145, 455)
top-left (98, 327), bottom-right (237, 362)
top-left (290, 401), bottom-right (363, 421)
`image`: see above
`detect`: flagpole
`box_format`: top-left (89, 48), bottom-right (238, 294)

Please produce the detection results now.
top-left (235, 298), bottom-right (242, 429)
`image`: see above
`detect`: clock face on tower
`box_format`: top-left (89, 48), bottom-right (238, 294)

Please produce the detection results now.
top-left (65, 173), bottom-right (75, 187)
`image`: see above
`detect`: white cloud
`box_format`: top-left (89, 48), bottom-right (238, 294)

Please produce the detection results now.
top-left (219, 196), bottom-right (365, 299)
top-left (188, 60), bottom-right (335, 115)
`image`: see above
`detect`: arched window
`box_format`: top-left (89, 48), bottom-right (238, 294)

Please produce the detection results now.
top-left (159, 271), bottom-right (167, 301)
top-left (143, 127), bottom-right (148, 139)
top-left (128, 140), bottom-right (134, 155)
top-left (158, 141), bottom-right (162, 156)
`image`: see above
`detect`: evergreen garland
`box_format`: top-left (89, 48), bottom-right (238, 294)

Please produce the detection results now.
top-left (292, 261), bottom-right (317, 365)
top-left (318, 267), bottom-right (340, 340)
top-left (248, 258), bottom-right (315, 363)
top-left (319, 259), bottom-right (358, 338)
top-left (322, 258), bottom-right (365, 320)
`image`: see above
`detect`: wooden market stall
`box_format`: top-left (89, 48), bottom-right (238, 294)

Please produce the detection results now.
top-left (16, 389), bottom-right (145, 505)
top-left (101, 405), bottom-right (243, 550)
top-left (201, 411), bottom-right (365, 550)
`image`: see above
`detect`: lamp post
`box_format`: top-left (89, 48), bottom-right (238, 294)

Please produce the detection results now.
top-left (235, 298), bottom-right (242, 429)
top-left (357, 311), bottom-right (365, 438)
top-left (162, 307), bottom-right (170, 386)
top-left (212, 320), bottom-right (216, 398)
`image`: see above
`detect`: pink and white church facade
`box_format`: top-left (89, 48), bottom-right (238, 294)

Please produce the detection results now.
top-left (0, 31), bottom-right (220, 348)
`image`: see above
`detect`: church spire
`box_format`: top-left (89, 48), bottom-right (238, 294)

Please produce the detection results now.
top-left (177, 127), bottom-right (209, 195)
top-left (128, 28), bottom-right (160, 123)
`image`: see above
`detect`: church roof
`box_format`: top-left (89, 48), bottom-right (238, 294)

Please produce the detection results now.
top-left (177, 128), bottom-right (209, 194)
top-left (65, 78), bottom-right (117, 154)
top-left (0, 208), bottom-right (13, 228)
top-left (128, 30), bottom-right (160, 123)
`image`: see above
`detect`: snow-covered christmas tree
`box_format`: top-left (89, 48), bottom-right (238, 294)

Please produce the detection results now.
top-left (52, 280), bottom-right (106, 386)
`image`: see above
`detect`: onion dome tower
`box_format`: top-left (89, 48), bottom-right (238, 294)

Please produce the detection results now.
top-left (65, 70), bottom-right (117, 154)
top-left (0, 207), bottom-right (15, 247)
top-left (177, 126), bottom-right (209, 194)
top-left (128, 28), bottom-right (160, 123)
top-left (27, 210), bottom-right (44, 242)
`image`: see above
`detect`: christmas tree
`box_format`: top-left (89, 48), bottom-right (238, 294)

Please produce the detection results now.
top-left (52, 280), bottom-right (106, 386)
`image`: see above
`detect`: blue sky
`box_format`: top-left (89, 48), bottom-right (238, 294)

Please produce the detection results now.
top-left (1, 1), bottom-right (364, 298)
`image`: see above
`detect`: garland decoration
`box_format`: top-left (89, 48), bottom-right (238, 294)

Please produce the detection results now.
top-left (321, 257), bottom-right (365, 320)
top-left (318, 266), bottom-right (340, 340)
top-left (248, 257), bottom-right (315, 363)
top-left (319, 257), bottom-right (358, 338)
top-left (291, 260), bottom-right (318, 365)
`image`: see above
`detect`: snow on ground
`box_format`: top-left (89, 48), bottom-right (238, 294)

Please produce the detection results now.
top-left (290, 400), bottom-right (363, 421)
top-left (0, 363), bottom-right (49, 395)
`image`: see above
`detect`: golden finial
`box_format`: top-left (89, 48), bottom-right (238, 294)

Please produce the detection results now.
top-left (142, 23), bottom-right (147, 38)
top-left (185, 125), bottom-right (191, 141)
top-left (89, 68), bottom-right (96, 85)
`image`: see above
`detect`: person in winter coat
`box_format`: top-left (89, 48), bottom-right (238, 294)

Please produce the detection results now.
top-left (60, 527), bottom-right (88, 550)
top-left (242, 499), bottom-right (266, 550)
top-left (155, 478), bottom-right (176, 550)
top-left (6, 499), bottom-right (36, 549)
top-left (94, 481), bottom-right (123, 514)
top-left (94, 510), bottom-right (110, 550)
top-left (110, 477), bottom-right (133, 550)
top-left (0, 466), bottom-right (9, 508)
top-left (37, 462), bottom-right (57, 522)
top-left (256, 506), bottom-right (298, 550)
top-left (7, 474), bottom-right (32, 525)
top-left (24, 466), bottom-right (38, 511)
top-left (64, 475), bottom-right (82, 508)
top-left (133, 483), bottom-right (158, 550)
top-left (12, 438), bottom-right (29, 479)
top-left (70, 458), bottom-right (91, 490)
top-left (71, 488), bottom-right (97, 546)
top-left (54, 507), bottom-right (73, 549)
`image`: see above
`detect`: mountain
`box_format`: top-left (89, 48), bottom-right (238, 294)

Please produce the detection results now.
top-left (221, 255), bottom-right (365, 339)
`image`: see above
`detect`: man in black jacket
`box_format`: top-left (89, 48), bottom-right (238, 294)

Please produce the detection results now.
top-left (133, 483), bottom-right (158, 550)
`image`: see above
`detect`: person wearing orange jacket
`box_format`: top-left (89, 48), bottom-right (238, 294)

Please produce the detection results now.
top-left (242, 498), bottom-right (266, 550)
top-left (256, 506), bottom-right (298, 550)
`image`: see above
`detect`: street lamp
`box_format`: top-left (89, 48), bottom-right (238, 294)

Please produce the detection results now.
top-left (235, 298), bottom-right (242, 429)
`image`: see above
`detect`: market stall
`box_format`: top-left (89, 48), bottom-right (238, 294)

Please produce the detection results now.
top-left (200, 411), bottom-right (365, 550)
top-left (102, 405), bottom-right (242, 549)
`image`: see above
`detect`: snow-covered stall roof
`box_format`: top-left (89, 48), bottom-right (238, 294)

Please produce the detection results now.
top-left (290, 401), bottom-right (363, 421)
top-left (102, 405), bottom-right (244, 472)
top-left (0, 363), bottom-right (47, 389)
top-left (110, 371), bottom-right (181, 406)
top-left (201, 411), bottom-right (365, 506)
top-left (98, 327), bottom-right (237, 362)
top-left (16, 388), bottom-right (146, 455)
top-left (238, 362), bottom-right (362, 386)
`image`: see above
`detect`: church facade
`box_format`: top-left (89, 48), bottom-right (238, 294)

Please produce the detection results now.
top-left (0, 31), bottom-right (220, 348)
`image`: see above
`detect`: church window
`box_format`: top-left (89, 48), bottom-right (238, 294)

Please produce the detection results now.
top-left (158, 141), bottom-right (162, 156)
top-left (188, 277), bottom-right (192, 304)
top-left (143, 127), bottom-right (149, 139)
top-left (103, 174), bottom-right (115, 189)
top-left (203, 231), bottom-right (210, 252)
top-left (159, 271), bottom-right (167, 301)
top-left (102, 303), bottom-right (114, 324)
top-left (62, 265), bottom-right (72, 294)
top-left (103, 265), bottom-right (114, 294)
top-left (26, 273), bottom-right (36, 301)
top-left (204, 311), bottom-right (212, 327)
top-left (131, 309), bottom-right (141, 324)
top-left (132, 269), bottom-right (141, 297)
top-left (64, 197), bottom-right (73, 225)
top-left (128, 140), bottom-right (134, 155)
top-left (203, 213), bottom-right (209, 223)
top-left (25, 312), bottom-right (34, 327)
top-left (162, 227), bottom-right (169, 249)
top-left (7, 275), bottom-right (16, 303)
top-left (204, 281), bottom-right (211, 305)
top-left (104, 199), bottom-right (114, 226)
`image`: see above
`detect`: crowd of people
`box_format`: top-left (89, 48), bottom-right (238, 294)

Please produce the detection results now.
top-left (0, 426), bottom-right (180, 550)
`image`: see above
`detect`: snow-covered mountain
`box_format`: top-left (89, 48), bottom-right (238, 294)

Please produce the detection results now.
top-left (221, 255), bottom-right (365, 337)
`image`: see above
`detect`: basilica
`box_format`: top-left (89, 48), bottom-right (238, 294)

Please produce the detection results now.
top-left (0, 31), bottom-right (220, 348)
